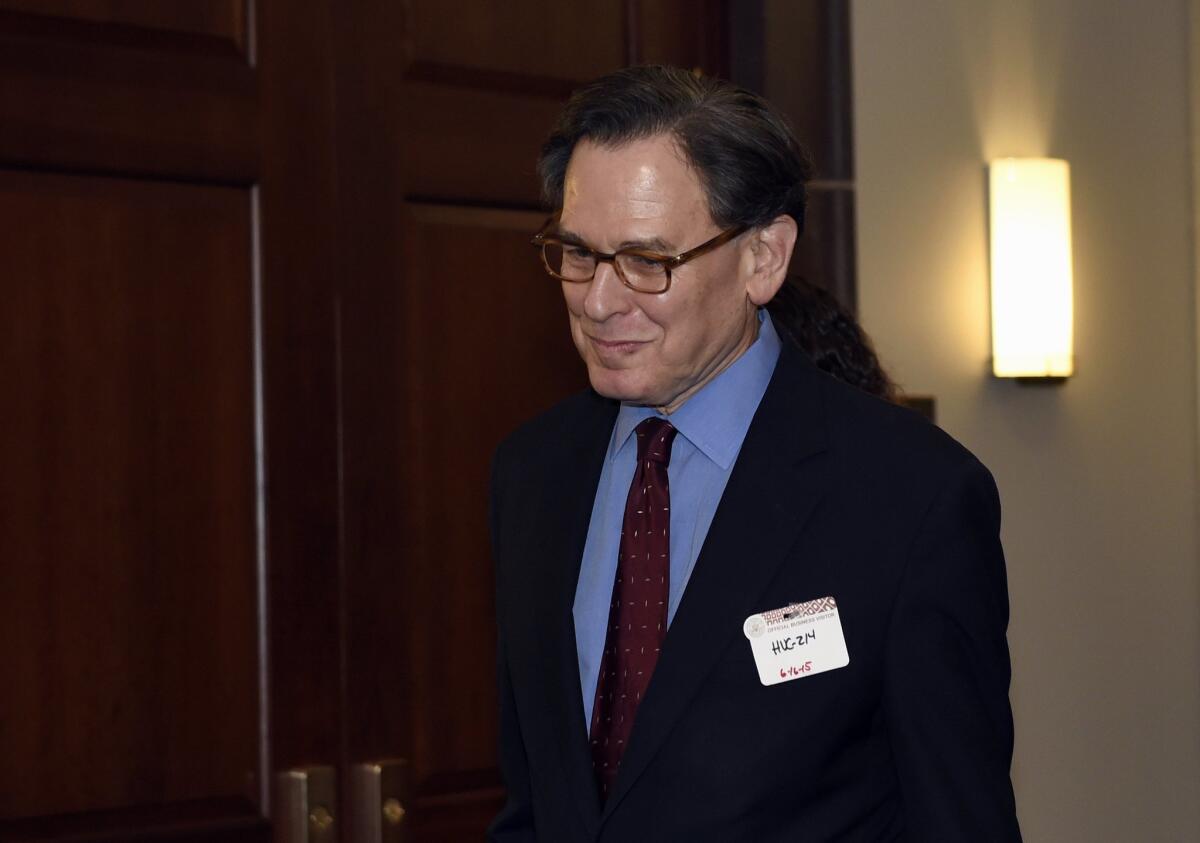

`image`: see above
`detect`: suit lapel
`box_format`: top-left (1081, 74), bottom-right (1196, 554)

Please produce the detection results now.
top-left (519, 392), bottom-right (616, 838)
top-left (600, 345), bottom-right (832, 823)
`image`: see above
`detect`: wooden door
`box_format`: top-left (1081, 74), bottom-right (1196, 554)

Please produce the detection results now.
top-left (0, 1), bottom-right (343, 839)
top-left (333, 3), bottom-right (730, 839)
top-left (2, 2), bottom-right (849, 841)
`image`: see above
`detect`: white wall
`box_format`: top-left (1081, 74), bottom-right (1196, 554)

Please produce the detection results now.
top-left (852, 1), bottom-right (1200, 839)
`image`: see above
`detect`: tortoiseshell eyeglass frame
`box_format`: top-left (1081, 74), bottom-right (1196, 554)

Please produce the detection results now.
top-left (531, 216), bottom-right (748, 294)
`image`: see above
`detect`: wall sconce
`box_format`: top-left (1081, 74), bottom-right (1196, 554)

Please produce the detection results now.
top-left (988, 157), bottom-right (1074, 380)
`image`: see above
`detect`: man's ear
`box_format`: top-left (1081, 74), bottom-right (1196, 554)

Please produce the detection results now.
top-left (744, 214), bottom-right (798, 306)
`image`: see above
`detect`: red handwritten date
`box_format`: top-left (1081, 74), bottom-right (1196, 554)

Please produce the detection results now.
top-left (780, 661), bottom-right (813, 679)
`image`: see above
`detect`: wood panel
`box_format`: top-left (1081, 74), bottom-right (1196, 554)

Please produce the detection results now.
top-left (0, 0), bottom-right (248, 56)
top-left (0, 7), bottom-right (256, 183)
top-left (395, 0), bottom-right (732, 210)
top-left (404, 0), bottom-right (623, 90)
top-left (398, 82), bottom-right (565, 206)
top-left (331, 13), bottom-right (417, 842)
top-left (254, 0), bottom-right (344, 778)
top-left (0, 171), bottom-right (258, 820)
top-left (0, 799), bottom-right (268, 843)
top-left (326, 5), bottom-right (581, 840)
top-left (635, 0), bottom-right (729, 74)
top-left (1, 0), bottom-right (364, 838)
top-left (398, 204), bottom-right (587, 839)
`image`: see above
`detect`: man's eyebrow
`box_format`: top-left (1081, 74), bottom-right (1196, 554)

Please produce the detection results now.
top-left (616, 236), bottom-right (675, 254)
top-left (554, 227), bottom-right (589, 247)
top-left (553, 227), bottom-right (677, 255)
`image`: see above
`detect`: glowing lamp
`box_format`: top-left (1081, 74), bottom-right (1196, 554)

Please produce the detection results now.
top-left (988, 158), bottom-right (1074, 379)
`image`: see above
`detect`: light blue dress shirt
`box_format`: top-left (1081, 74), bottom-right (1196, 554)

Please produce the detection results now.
top-left (574, 311), bottom-right (783, 727)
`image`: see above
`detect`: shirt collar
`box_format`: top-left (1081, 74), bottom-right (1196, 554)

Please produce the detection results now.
top-left (610, 310), bottom-right (782, 470)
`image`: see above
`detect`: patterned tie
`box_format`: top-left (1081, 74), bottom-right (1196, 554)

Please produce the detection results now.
top-left (590, 417), bottom-right (678, 799)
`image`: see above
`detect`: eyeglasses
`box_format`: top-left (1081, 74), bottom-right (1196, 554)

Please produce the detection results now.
top-left (531, 218), bottom-right (748, 294)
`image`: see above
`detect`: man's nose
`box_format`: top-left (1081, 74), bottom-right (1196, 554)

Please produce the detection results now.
top-left (582, 259), bottom-right (633, 321)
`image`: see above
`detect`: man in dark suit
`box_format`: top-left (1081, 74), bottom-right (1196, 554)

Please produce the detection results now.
top-left (489, 66), bottom-right (1022, 842)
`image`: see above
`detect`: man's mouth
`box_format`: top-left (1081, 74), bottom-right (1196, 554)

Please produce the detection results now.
top-left (587, 336), bottom-right (649, 354)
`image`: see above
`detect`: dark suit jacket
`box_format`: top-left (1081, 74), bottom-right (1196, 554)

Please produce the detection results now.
top-left (488, 341), bottom-right (1022, 842)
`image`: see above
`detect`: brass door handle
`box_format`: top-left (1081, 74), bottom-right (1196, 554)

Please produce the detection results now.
top-left (275, 765), bottom-right (337, 843)
top-left (350, 758), bottom-right (410, 842)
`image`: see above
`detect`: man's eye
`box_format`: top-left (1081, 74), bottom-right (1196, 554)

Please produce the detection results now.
top-left (565, 246), bottom-right (594, 260)
top-left (626, 255), bottom-right (662, 269)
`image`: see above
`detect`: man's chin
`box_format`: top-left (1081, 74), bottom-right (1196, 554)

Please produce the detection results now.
top-left (586, 367), bottom-right (655, 406)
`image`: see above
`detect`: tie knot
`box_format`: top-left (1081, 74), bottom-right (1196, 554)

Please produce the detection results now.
top-left (635, 417), bottom-right (677, 465)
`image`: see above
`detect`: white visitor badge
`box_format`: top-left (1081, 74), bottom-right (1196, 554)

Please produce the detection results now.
top-left (742, 596), bottom-right (850, 686)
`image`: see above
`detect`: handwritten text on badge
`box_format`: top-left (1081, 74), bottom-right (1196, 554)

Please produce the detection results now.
top-left (743, 596), bottom-right (850, 686)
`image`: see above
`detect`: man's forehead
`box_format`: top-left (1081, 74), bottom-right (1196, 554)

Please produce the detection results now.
top-left (559, 135), bottom-right (711, 243)
top-left (563, 163), bottom-right (670, 215)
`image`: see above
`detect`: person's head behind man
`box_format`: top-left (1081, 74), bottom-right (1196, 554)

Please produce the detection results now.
top-left (535, 65), bottom-right (814, 413)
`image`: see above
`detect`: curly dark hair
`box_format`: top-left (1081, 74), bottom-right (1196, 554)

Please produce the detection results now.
top-left (767, 279), bottom-right (897, 402)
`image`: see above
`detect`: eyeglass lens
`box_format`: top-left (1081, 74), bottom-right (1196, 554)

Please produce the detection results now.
top-left (542, 242), bottom-right (669, 293)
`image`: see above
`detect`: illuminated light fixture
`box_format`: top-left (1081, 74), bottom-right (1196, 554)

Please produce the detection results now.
top-left (988, 157), bottom-right (1074, 379)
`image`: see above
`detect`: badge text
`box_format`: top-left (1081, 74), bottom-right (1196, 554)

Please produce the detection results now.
top-left (769, 630), bottom-right (816, 655)
top-left (780, 661), bottom-right (814, 679)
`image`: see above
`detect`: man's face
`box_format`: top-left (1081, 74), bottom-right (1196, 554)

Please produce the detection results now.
top-left (558, 134), bottom-right (761, 413)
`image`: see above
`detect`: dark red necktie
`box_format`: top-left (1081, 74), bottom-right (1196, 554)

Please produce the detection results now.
top-left (590, 417), bottom-right (677, 799)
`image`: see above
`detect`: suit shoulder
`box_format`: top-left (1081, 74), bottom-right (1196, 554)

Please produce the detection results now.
top-left (494, 388), bottom-right (613, 469)
top-left (815, 369), bottom-right (991, 487)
